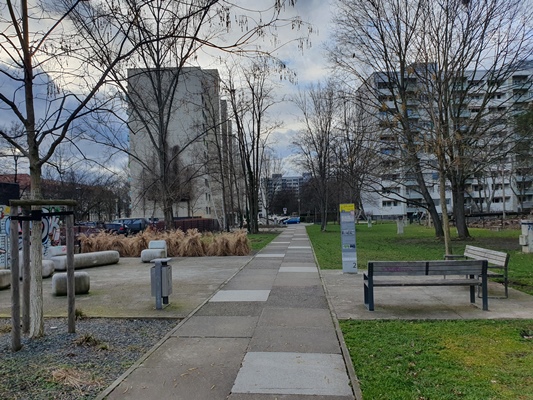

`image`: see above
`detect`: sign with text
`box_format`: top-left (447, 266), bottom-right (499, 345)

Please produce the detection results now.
top-left (340, 203), bottom-right (357, 273)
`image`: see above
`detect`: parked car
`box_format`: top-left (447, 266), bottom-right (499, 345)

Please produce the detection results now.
top-left (104, 222), bottom-right (128, 235)
top-left (282, 216), bottom-right (300, 225)
top-left (112, 218), bottom-right (150, 234)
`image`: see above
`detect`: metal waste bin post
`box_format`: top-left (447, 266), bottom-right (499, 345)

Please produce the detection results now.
top-left (519, 220), bottom-right (533, 253)
top-left (150, 258), bottom-right (172, 309)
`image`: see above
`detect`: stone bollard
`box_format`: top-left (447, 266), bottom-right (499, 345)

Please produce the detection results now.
top-left (0, 269), bottom-right (11, 290)
top-left (52, 272), bottom-right (90, 296)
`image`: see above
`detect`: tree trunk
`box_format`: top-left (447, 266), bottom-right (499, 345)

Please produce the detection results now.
top-left (453, 183), bottom-right (470, 239)
top-left (29, 167), bottom-right (44, 338)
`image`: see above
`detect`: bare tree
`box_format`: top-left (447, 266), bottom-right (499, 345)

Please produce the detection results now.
top-left (292, 80), bottom-right (337, 231)
top-left (329, 0), bottom-right (445, 238)
top-left (414, 0), bottom-right (533, 241)
top-left (224, 57), bottom-right (284, 234)
top-left (260, 150), bottom-right (284, 222)
top-left (333, 91), bottom-right (382, 216)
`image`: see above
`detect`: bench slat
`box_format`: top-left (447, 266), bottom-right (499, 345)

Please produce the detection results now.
top-left (371, 278), bottom-right (479, 287)
top-left (368, 260), bottom-right (484, 276)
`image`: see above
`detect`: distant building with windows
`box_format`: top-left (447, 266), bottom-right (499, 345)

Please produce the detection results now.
top-left (359, 61), bottom-right (533, 219)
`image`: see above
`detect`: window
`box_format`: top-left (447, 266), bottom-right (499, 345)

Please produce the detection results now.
top-left (382, 200), bottom-right (398, 207)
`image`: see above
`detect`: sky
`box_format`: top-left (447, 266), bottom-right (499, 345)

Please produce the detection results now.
top-left (236, 0), bottom-right (336, 175)
top-left (0, 0), bottom-right (335, 178)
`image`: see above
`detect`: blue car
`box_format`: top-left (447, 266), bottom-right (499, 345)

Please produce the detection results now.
top-left (282, 216), bottom-right (300, 224)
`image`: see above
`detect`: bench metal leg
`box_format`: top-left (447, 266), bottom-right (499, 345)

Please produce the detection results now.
top-left (363, 275), bottom-right (374, 311)
top-left (481, 274), bottom-right (488, 311)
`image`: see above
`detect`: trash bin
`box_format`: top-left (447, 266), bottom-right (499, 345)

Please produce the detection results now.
top-left (150, 258), bottom-right (172, 309)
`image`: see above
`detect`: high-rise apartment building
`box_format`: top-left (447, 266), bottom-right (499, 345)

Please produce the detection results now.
top-left (359, 62), bottom-right (533, 219)
top-left (128, 67), bottom-right (231, 222)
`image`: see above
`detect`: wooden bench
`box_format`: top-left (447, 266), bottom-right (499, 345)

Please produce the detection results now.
top-left (364, 260), bottom-right (488, 311)
top-left (445, 245), bottom-right (510, 298)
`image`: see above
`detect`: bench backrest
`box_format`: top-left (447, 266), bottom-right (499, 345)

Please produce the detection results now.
top-left (367, 260), bottom-right (487, 277)
top-left (463, 245), bottom-right (509, 267)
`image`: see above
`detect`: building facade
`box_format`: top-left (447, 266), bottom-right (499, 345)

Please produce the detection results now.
top-left (128, 67), bottom-right (232, 223)
top-left (359, 62), bottom-right (533, 219)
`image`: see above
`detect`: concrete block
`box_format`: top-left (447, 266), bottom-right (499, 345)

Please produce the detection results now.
top-left (52, 250), bottom-right (120, 271)
top-left (42, 260), bottom-right (54, 278)
top-left (149, 240), bottom-right (167, 250)
top-left (52, 271), bottom-right (90, 296)
top-left (47, 246), bottom-right (67, 258)
top-left (0, 269), bottom-right (11, 290)
top-left (141, 248), bottom-right (166, 262)
top-left (18, 252), bottom-right (55, 278)
top-left (141, 240), bottom-right (167, 262)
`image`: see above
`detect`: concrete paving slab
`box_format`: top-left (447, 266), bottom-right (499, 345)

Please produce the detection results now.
top-left (231, 352), bottom-right (353, 396)
top-left (210, 290), bottom-right (271, 302)
top-left (195, 302), bottom-right (265, 317)
top-left (223, 276), bottom-right (275, 290)
top-left (249, 326), bottom-right (341, 353)
top-left (288, 246), bottom-right (312, 249)
top-left (279, 267), bottom-right (317, 273)
top-left (255, 254), bottom-right (285, 258)
top-left (258, 308), bottom-right (333, 328)
top-left (105, 337), bottom-right (248, 400)
top-left (273, 274), bottom-right (322, 287)
top-left (173, 316), bottom-right (259, 338)
top-left (271, 242), bottom-right (291, 244)
top-left (245, 260), bottom-right (283, 269)
top-left (281, 262), bottom-right (317, 268)
top-left (283, 255), bottom-right (315, 262)
top-left (266, 286), bottom-right (329, 309)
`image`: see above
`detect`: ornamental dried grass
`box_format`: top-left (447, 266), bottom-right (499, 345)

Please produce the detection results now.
top-left (164, 229), bottom-right (184, 257)
top-left (232, 230), bottom-right (251, 256)
top-left (180, 229), bottom-right (205, 257)
top-left (108, 236), bottom-right (129, 256)
top-left (77, 227), bottom-right (251, 257)
top-left (78, 234), bottom-right (93, 253)
top-left (207, 234), bottom-right (233, 256)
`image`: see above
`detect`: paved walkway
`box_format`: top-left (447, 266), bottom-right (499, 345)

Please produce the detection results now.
top-left (97, 225), bottom-right (357, 400)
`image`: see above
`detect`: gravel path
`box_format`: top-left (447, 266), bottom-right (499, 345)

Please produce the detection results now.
top-left (0, 317), bottom-right (178, 399)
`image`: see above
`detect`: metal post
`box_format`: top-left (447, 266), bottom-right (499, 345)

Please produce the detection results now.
top-left (10, 207), bottom-right (21, 351)
top-left (66, 208), bottom-right (75, 333)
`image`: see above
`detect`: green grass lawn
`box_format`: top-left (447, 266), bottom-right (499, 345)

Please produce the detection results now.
top-left (341, 319), bottom-right (533, 400)
top-left (307, 222), bottom-right (533, 294)
top-left (307, 222), bottom-right (533, 399)
top-left (248, 231), bottom-right (280, 252)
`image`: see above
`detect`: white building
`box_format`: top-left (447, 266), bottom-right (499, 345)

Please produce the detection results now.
top-left (360, 62), bottom-right (533, 219)
top-left (128, 67), bottom-right (228, 221)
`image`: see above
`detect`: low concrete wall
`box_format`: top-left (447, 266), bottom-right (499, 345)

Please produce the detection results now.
top-left (52, 250), bottom-right (120, 271)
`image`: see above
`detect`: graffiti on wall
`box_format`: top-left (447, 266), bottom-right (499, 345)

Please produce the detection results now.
top-left (0, 206), bottom-right (63, 268)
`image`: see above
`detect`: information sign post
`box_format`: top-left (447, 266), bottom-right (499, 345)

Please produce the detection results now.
top-left (339, 203), bottom-right (358, 274)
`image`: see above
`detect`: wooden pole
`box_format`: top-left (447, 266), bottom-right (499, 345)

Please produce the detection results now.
top-left (22, 207), bottom-right (30, 334)
top-left (10, 207), bottom-right (21, 351)
top-left (66, 207), bottom-right (75, 333)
